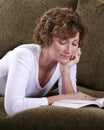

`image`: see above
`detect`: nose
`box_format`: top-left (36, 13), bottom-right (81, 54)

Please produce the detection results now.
top-left (65, 44), bottom-right (72, 54)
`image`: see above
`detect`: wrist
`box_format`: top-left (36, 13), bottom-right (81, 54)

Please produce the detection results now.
top-left (61, 68), bottom-right (70, 77)
top-left (60, 65), bottom-right (70, 74)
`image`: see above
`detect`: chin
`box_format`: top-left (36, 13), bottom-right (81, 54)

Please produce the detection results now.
top-left (59, 60), bottom-right (69, 65)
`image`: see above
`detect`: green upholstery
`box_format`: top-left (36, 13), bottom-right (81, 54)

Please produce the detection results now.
top-left (77, 0), bottom-right (104, 91)
top-left (0, 0), bottom-right (77, 58)
top-left (0, 0), bottom-right (104, 130)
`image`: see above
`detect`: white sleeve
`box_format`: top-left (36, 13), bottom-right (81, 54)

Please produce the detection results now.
top-left (58, 64), bottom-right (77, 94)
top-left (4, 50), bottom-right (48, 116)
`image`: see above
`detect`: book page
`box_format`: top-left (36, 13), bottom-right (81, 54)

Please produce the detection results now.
top-left (52, 98), bottom-right (104, 108)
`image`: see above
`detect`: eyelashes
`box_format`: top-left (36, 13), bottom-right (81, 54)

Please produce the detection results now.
top-left (59, 41), bottom-right (79, 46)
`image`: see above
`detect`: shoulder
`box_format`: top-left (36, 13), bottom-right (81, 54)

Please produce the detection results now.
top-left (12, 44), bottom-right (41, 59)
top-left (8, 44), bottom-right (41, 66)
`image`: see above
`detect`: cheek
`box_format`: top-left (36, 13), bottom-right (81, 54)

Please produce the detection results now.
top-left (72, 46), bottom-right (78, 53)
top-left (54, 44), bottom-right (64, 53)
top-left (50, 44), bottom-right (61, 59)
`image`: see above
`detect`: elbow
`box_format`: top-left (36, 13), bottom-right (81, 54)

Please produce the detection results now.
top-left (4, 101), bottom-right (17, 116)
top-left (4, 98), bottom-right (22, 116)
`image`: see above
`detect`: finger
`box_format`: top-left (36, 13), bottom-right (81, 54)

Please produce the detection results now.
top-left (70, 54), bottom-right (76, 60)
top-left (77, 53), bottom-right (81, 57)
top-left (74, 54), bottom-right (80, 63)
top-left (73, 48), bottom-right (81, 57)
top-left (77, 48), bottom-right (81, 57)
top-left (77, 48), bottom-right (81, 55)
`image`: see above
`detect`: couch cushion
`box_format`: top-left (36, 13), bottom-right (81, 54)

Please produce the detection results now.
top-left (0, 0), bottom-right (78, 58)
top-left (77, 0), bottom-right (104, 91)
top-left (0, 97), bottom-right (104, 130)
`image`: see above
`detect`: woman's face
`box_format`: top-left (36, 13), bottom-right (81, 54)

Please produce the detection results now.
top-left (48, 32), bottom-right (80, 65)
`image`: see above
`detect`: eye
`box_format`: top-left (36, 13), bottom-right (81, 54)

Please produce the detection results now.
top-left (72, 42), bottom-right (79, 46)
top-left (59, 40), bottom-right (67, 45)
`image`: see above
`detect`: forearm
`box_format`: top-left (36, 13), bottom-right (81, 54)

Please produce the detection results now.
top-left (61, 67), bottom-right (75, 94)
top-left (62, 72), bottom-right (75, 94)
top-left (60, 48), bottom-right (81, 94)
top-left (47, 92), bottom-right (96, 105)
top-left (47, 93), bottom-right (73, 105)
top-left (5, 96), bottom-right (48, 116)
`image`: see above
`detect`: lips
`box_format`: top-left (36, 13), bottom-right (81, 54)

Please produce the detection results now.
top-left (60, 54), bottom-right (70, 59)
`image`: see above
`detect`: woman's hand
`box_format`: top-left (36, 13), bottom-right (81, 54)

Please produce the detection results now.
top-left (69, 47), bottom-right (81, 66)
top-left (60, 48), bottom-right (81, 72)
top-left (67, 92), bottom-right (96, 100)
top-left (47, 92), bottom-right (96, 105)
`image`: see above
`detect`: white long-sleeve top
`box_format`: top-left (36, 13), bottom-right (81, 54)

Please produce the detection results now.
top-left (0, 44), bottom-right (77, 116)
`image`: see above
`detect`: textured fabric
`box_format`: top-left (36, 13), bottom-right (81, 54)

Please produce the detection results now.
top-left (0, 97), bottom-right (104, 130)
top-left (0, 0), bottom-right (78, 58)
top-left (77, 0), bottom-right (104, 91)
top-left (78, 86), bottom-right (104, 98)
top-left (0, 0), bottom-right (104, 129)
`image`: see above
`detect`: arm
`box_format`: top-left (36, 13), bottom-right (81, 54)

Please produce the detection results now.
top-left (4, 50), bottom-right (48, 116)
top-left (60, 64), bottom-right (77, 94)
top-left (47, 48), bottom-right (96, 105)
top-left (58, 64), bottom-right (77, 94)
top-left (47, 92), bottom-right (96, 105)
top-left (59, 48), bottom-right (81, 94)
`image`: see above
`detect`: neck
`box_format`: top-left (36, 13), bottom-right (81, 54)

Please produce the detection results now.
top-left (39, 47), bottom-right (57, 71)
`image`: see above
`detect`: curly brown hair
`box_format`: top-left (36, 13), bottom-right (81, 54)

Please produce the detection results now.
top-left (33, 7), bottom-right (86, 47)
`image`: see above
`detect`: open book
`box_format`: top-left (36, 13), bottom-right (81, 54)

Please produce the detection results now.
top-left (52, 98), bottom-right (104, 109)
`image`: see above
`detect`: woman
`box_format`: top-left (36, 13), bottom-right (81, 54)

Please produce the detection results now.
top-left (0, 7), bottom-right (94, 116)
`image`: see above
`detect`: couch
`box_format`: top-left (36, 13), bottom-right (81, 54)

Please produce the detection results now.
top-left (0, 0), bottom-right (104, 130)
